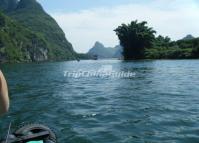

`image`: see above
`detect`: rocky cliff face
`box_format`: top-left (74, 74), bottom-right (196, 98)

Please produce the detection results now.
top-left (25, 36), bottom-right (49, 62)
top-left (0, 0), bottom-right (76, 63)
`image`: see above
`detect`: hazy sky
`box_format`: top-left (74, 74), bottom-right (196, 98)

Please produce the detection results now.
top-left (38, 0), bottom-right (199, 53)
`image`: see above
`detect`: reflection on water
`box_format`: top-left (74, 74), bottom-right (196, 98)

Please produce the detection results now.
top-left (1, 60), bottom-right (199, 143)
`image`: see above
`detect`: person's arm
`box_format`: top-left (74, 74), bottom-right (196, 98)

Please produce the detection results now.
top-left (0, 70), bottom-right (9, 115)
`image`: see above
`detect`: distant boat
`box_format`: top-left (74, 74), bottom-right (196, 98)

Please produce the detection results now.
top-left (93, 55), bottom-right (98, 60)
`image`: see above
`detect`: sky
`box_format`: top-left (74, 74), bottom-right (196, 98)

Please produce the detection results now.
top-left (38, 0), bottom-right (199, 53)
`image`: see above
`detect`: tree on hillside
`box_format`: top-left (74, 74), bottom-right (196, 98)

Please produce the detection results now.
top-left (114, 20), bottom-right (156, 60)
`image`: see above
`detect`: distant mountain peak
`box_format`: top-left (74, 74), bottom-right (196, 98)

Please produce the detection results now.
top-left (88, 41), bottom-right (123, 59)
top-left (183, 34), bottom-right (195, 40)
top-left (95, 41), bottom-right (102, 44)
top-left (94, 41), bottom-right (104, 48)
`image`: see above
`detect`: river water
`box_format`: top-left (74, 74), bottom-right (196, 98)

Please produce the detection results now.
top-left (0, 60), bottom-right (199, 143)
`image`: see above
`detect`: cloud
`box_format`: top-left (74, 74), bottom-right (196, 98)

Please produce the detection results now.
top-left (51, 0), bottom-right (199, 53)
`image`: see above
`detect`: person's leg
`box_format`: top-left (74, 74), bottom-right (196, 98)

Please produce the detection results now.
top-left (0, 70), bottom-right (9, 115)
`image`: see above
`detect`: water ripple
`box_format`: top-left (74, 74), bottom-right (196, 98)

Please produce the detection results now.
top-left (1, 60), bottom-right (199, 143)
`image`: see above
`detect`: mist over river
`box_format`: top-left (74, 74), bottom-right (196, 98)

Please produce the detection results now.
top-left (1, 60), bottom-right (199, 143)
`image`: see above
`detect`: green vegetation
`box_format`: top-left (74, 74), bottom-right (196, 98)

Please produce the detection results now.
top-left (7, 0), bottom-right (76, 60)
top-left (1, 0), bottom-right (199, 63)
top-left (0, 11), bottom-right (49, 63)
top-left (146, 35), bottom-right (199, 59)
top-left (115, 20), bottom-right (199, 60)
top-left (0, 0), bottom-right (76, 63)
top-left (114, 21), bottom-right (156, 60)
